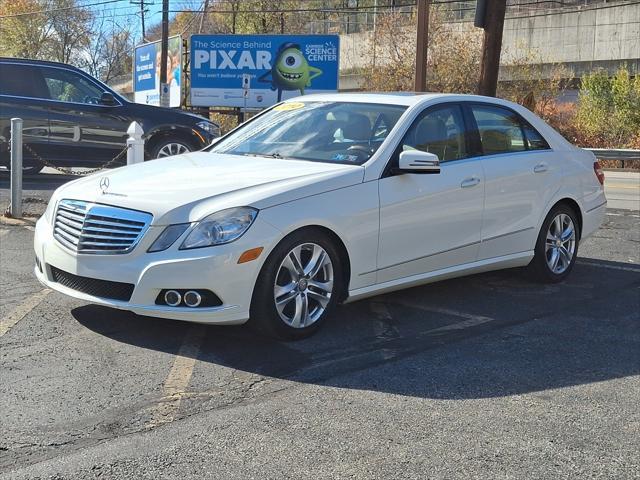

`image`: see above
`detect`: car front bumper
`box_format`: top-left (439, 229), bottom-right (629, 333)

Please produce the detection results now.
top-left (33, 214), bottom-right (282, 325)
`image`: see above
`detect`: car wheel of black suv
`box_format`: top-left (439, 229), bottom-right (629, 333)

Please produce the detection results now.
top-left (0, 160), bottom-right (45, 176)
top-left (149, 136), bottom-right (197, 159)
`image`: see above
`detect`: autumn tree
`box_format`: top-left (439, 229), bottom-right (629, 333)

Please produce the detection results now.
top-left (0, 0), bottom-right (52, 58)
top-left (0, 0), bottom-right (92, 62)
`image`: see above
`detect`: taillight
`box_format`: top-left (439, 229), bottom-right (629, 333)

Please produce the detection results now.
top-left (593, 161), bottom-right (605, 185)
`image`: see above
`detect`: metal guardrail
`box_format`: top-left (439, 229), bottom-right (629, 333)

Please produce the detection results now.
top-left (584, 149), bottom-right (640, 168)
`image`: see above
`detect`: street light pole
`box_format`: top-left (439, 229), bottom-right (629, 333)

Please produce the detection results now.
top-left (159, 0), bottom-right (169, 107)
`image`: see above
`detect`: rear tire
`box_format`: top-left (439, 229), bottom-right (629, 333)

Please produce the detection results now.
top-left (0, 160), bottom-right (44, 175)
top-left (528, 204), bottom-right (580, 283)
top-left (249, 229), bottom-right (344, 340)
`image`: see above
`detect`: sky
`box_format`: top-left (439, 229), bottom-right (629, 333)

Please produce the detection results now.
top-left (86, 0), bottom-right (184, 44)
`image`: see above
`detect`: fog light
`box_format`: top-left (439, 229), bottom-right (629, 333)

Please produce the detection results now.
top-left (164, 290), bottom-right (182, 307)
top-left (183, 290), bottom-right (202, 308)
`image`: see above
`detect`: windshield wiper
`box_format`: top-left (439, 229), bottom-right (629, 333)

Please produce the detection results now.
top-left (241, 152), bottom-right (288, 159)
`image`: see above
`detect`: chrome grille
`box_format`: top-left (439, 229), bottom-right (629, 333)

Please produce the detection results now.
top-left (53, 199), bottom-right (152, 254)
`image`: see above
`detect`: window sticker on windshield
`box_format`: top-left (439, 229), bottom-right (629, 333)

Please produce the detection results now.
top-left (332, 153), bottom-right (359, 162)
top-left (274, 102), bottom-right (305, 111)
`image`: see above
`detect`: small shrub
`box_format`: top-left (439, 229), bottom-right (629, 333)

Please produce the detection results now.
top-left (575, 67), bottom-right (640, 148)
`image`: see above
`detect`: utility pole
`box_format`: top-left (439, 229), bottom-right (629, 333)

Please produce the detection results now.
top-left (159, 0), bottom-right (170, 107)
top-left (477, 0), bottom-right (507, 97)
top-left (198, 0), bottom-right (209, 34)
top-left (130, 0), bottom-right (152, 42)
top-left (414, 0), bottom-right (429, 92)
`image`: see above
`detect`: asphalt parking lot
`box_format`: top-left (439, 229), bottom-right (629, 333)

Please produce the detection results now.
top-left (1, 171), bottom-right (639, 479)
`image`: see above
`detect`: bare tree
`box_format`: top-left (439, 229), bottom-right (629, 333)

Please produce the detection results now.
top-left (83, 12), bottom-right (134, 83)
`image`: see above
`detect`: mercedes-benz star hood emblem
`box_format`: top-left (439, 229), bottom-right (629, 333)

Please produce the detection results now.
top-left (99, 176), bottom-right (110, 194)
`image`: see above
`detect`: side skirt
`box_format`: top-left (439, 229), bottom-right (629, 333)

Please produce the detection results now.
top-left (345, 251), bottom-right (534, 303)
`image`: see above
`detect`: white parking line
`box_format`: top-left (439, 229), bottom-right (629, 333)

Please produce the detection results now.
top-left (577, 260), bottom-right (640, 273)
top-left (0, 289), bottom-right (51, 338)
top-left (146, 325), bottom-right (206, 428)
top-left (369, 301), bottom-right (401, 358)
top-left (394, 299), bottom-right (494, 326)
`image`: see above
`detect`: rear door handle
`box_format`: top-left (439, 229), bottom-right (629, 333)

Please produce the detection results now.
top-left (461, 177), bottom-right (480, 188)
top-left (534, 163), bottom-right (548, 173)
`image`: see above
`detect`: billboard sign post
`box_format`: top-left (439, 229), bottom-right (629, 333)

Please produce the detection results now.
top-left (190, 34), bottom-right (339, 108)
top-left (133, 35), bottom-right (182, 107)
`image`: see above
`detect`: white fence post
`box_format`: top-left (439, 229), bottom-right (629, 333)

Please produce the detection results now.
top-left (10, 118), bottom-right (23, 218)
top-left (127, 121), bottom-right (144, 165)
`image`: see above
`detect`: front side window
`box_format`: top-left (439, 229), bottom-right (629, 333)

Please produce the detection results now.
top-left (400, 105), bottom-right (468, 162)
top-left (40, 67), bottom-right (104, 104)
top-left (210, 101), bottom-right (407, 165)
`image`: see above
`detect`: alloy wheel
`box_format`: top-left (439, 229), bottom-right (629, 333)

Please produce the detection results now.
top-left (156, 142), bottom-right (190, 158)
top-left (273, 243), bottom-right (334, 329)
top-left (545, 213), bottom-right (576, 274)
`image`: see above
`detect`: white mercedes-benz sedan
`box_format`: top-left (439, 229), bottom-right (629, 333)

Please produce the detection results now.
top-left (34, 93), bottom-right (607, 338)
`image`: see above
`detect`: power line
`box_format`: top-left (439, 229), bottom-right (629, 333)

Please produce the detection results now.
top-left (168, 3), bottom-right (419, 14)
top-left (0, 0), bottom-right (129, 19)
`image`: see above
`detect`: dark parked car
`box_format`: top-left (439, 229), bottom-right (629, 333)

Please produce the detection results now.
top-left (0, 57), bottom-right (219, 174)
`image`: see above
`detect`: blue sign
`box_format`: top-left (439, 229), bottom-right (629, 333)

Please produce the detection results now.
top-left (190, 34), bottom-right (340, 108)
top-left (133, 36), bottom-right (182, 107)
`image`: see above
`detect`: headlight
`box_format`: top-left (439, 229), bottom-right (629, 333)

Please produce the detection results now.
top-left (148, 224), bottom-right (190, 252)
top-left (196, 120), bottom-right (220, 137)
top-left (180, 207), bottom-right (258, 250)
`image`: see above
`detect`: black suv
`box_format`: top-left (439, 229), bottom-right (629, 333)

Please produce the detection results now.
top-left (0, 57), bottom-right (219, 174)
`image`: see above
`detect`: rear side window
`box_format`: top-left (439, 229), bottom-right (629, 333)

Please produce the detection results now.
top-left (522, 122), bottom-right (550, 150)
top-left (471, 105), bottom-right (526, 155)
top-left (0, 63), bottom-right (49, 99)
top-left (471, 104), bottom-right (550, 155)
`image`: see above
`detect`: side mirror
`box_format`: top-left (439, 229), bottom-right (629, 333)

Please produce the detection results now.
top-left (100, 92), bottom-right (117, 106)
top-left (397, 150), bottom-right (440, 174)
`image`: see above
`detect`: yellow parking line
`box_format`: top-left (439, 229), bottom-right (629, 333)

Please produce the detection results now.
top-left (606, 185), bottom-right (640, 190)
top-left (146, 325), bottom-right (207, 428)
top-left (0, 289), bottom-right (51, 338)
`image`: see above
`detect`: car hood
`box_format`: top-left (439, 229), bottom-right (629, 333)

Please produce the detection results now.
top-left (54, 152), bottom-right (364, 225)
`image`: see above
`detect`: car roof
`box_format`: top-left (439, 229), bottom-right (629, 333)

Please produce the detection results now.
top-left (285, 92), bottom-right (520, 109)
top-left (287, 92), bottom-right (442, 106)
top-left (0, 56), bottom-right (84, 72)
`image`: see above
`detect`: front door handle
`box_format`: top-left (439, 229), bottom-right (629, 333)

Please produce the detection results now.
top-left (461, 177), bottom-right (480, 188)
top-left (534, 163), bottom-right (548, 173)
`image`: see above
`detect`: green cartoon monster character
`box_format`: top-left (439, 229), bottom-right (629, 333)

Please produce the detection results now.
top-left (258, 42), bottom-right (323, 101)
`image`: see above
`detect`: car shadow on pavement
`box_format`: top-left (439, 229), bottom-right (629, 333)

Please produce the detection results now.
top-left (72, 258), bottom-right (640, 400)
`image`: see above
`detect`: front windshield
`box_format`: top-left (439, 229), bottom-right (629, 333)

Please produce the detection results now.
top-left (210, 101), bottom-right (407, 165)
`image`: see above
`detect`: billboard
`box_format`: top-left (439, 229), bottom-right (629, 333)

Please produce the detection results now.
top-left (190, 34), bottom-right (339, 108)
top-left (133, 35), bottom-right (182, 107)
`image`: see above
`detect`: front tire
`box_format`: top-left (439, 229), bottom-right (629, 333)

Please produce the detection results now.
top-left (150, 137), bottom-right (196, 159)
top-left (528, 204), bottom-right (579, 283)
top-left (249, 229), bottom-right (344, 340)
